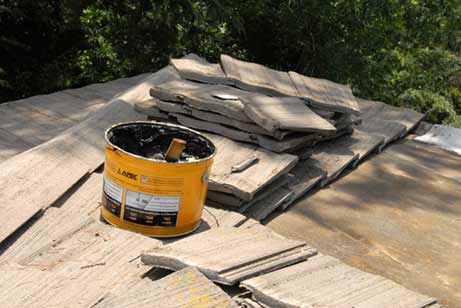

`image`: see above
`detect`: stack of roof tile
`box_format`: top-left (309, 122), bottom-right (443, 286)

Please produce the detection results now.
top-left (134, 54), bottom-right (425, 221)
top-left (139, 53), bottom-right (360, 153)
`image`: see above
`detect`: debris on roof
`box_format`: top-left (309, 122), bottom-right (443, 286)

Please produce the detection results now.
top-left (0, 175), bottom-right (161, 307)
top-left (0, 53), bottom-right (443, 307)
top-left (241, 254), bottom-right (438, 308)
top-left (94, 267), bottom-right (239, 308)
top-left (141, 226), bottom-right (317, 285)
top-left (415, 124), bottom-right (461, 155)
top-left (133, 54), bottom-right (426, 220)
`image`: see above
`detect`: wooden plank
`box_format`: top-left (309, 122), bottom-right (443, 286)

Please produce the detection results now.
top-left (289, 71), bottom-right (361, 115)
top-left (0, 173), bottom-right (103, 263)
top-left (241, 254), bottom-right (437, 308)
top-left (242, 95), bottom-right (336, 133)
top-left (142, 226), bottom-right (317, 285)
top-left (150, 80), bottom-right (253, 122)
top-left (206, 133), bottom-right (298, 201)
top-left (220, 54), bottom-right (299, 97)
top-left (0, 221), bottom-right (160, 308)
top-left (94, 267), bottom-right (239, 308)
top-left (171, 53), bottom-right (234, 85)
top-left (0, 68), bottom-right (178, 245)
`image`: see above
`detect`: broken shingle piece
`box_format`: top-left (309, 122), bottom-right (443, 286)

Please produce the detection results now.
top-left (347, 129), bottom-right (385, 166)
top-left (357, 97), bottom-right (425, 134)
top-left (357, 119), bottom-right (407, 149)
top-left (171, 53), bottom-right (234, 85)
top-left (302, 135), bottom-right (360, 187)
top-left (241, 254), bottom-right (437, 308)
top-left (141, 226), bottom-right (317, 285)
top-left (220, 54), bottom-right (299, 97)
top-left (244, 186), bottom-right (294, 221)
top-left (289, 71), bottom-right (361, 115)
top-left (241, 95), bottom-right (337, 134)
top-left (286, 161), bottom-right (326, 202)
top-left (206, 134), bottom-right (298, 201)
top-left (95, 267), bottom-right (239, 308)
top-left (356, 97), bottom-right (425, 145)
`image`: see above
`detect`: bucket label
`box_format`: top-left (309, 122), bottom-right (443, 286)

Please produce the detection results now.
top-left (102, 176), bottom-right (123, 216)
top-left (103, 176), bottom-right (123, 203)
top-left (124, 189), bottom-right (180, 227)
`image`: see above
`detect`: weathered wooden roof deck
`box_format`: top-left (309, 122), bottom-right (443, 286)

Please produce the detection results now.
top-left (0, 65), bottom-right (456, 307)
top-left (0, 74), bottom-right (149, 162)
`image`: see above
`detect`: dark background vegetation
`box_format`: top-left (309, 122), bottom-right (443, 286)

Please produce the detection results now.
top-left (1, 0), bottom-right (460, 126)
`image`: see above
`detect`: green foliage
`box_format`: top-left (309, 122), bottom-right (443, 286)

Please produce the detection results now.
top-left (0, 0), bottom-right (460, 127)
top-left (399, 89), bottom-right (461, 127)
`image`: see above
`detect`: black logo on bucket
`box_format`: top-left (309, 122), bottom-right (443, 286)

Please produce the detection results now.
top-left (117, 168), bottom-right (138, 181)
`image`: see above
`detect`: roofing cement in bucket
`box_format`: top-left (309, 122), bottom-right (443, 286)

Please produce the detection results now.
top-left (101, 121), bottom-right (216, 237)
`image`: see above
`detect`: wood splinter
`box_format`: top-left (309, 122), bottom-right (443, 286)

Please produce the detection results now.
top-left (165, 138), bottom-right (187, 162)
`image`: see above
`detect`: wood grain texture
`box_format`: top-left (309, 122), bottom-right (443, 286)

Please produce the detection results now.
top-left (0, 174), bottom-right (161, 308)
top-left (0, 222), bottom-right (160, 308)
top-left (171, 53), bottom-right (234, 85)
top-left (0, 173), bottom-right (103, 264)
top-left (0, 74), bottom-right (150, 163)
top-left (220, 54), bottom-right (299, 97)
top-left (241, 95), bottom-right (337, 133)
top-left (244, 186), bottom-right (294, 221)
top-left (173, 113), bottom-right (319, 153)
top-left (150, 80), bottom-right (253, 122)
top-left (142, 226), bottom-right (317, 285)
top-left (94, 267), bottom-right (239, 308)
top-left (206, 133), bottom-right (298, 201)
top-left (0, 68), bottom-right (177, 245)
top-left (241, 254), bottom-right (437, 308)
top-left (289, 71), bottom-right (361, 115)
top-left (357, 97), bottom-right (425, 134)
top-left (135, 98), bottom-right (289, 139)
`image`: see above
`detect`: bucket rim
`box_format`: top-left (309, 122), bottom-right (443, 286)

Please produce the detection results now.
top-left (104, 120), bottom-right (217, 164)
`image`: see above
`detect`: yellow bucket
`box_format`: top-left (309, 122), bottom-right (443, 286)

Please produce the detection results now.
top-left (101, 121), bottom-right (216, 237)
